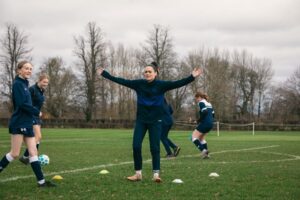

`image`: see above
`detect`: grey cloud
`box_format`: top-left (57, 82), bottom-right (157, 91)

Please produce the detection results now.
top-left (0, 0), bottom-right (299, 83)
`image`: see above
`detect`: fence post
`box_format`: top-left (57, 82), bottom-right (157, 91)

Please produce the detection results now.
top-left (217, 121), bottom-right (220, 136)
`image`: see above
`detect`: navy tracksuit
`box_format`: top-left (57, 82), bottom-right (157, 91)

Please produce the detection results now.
top-left (21, 83), bottom-right (46, 158)
top-left (101, 70), bottom-right (195, 171)
top-left (9, 76), bottom-right (40, 134)
top-left (0, 76), bottom-right (44, 182)
top-left (30, 83), bottom-right (45, 125)
top-left (196, 99), bottom-right (214, 134)
top-left (160, 100), bottom-right (177, 155)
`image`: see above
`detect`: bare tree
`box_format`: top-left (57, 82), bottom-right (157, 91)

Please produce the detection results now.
top-left (74, 22), bottom-right (106, 121)
top-left (205, 49), bottom-right (232, 121)
top-left (103, 43), bottom-right (138, 120)
top-left (231, 50), bottom-right (258, 120)
top-left (0, 23), bottom-right (32, 111)
top-left (255, 58), bottom-right (273, 119)
top-left (267, 82), bottom-right (298, 123)
top-left (277, 66), bottom-right (300, 122)
top-left (180, 49), bottom-right (207, 119)
top-left (285, 66), bottom-right (300, 100)
top-left (142, 24), bottom-right (177, 80)
top-left (142, 24), bottom-right (195, 118)
top-left (39, 57), bottom-right (79, 118)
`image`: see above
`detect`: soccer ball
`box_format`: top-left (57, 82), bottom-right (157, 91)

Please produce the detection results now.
top-left (38, 154), bottom-right (50, 166)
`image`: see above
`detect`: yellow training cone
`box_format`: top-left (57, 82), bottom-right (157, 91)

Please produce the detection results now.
top-left (52, 175), bottom-right (63, 180)
top-left (99, 169), bottom-right (109, 174)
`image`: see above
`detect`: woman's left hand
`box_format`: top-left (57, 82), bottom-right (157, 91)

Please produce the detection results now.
top-left (192, 68), bottom-right (202, 77)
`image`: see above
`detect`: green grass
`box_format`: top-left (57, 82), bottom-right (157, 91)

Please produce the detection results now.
top-left (0, 128), bottom-right (299, 200)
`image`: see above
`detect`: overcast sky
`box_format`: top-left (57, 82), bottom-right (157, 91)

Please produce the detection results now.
top-left (1, 0), bottom-right (299, 83)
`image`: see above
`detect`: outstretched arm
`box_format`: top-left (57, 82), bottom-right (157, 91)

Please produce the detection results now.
top-left (97, 68), bottom-right (138, 89)
top-left (97, 68), bottom-right (104, 76)
top-left (163, 68), bottom-right (203, 91)
top-left (192, 68), bottom-right (202, 78)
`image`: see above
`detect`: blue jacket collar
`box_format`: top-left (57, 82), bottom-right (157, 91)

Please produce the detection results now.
top-left (15, 75), bottom-right (29, 86)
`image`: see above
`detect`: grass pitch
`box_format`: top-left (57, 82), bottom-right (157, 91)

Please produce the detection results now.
top-left (0, 128), bottom-right (299, 200)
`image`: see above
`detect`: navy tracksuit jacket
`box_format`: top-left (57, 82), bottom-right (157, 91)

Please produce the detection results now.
top-left (9, 76), bottom-right (39, 131)
top-left (101, 70), bottom-right (195, 171)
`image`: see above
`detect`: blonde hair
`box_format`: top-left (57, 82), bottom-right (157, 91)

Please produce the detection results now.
top-left (38, 73), bottom-right (49, 82)
top-left (195, 91), bottom-right (209, 101)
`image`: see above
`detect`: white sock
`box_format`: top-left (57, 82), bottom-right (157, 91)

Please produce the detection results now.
top-left (38, 179), bottom-right (45, 184)
top-left (200, 140), bottom-right (207, 145)
top-left (136, 170), bottom-right (142, 175)
top-left (153, 170), bottom-right (160, 177)
top-left (29, 155), bottom-right (39, 163)
top-left (6, 153), bottom-right (14, 162)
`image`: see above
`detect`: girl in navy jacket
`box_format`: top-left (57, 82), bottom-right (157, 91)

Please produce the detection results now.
top-left (19, 74), bottom-right (49, 165)
top-left (98, 62), bottom-right (202, 182)
top-left (0, 61), bottom-right (55, 187)
top-left (191, 92), bottom-right (214, 159)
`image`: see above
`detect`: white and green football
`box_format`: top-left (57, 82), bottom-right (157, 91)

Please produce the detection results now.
top-left (38, 154), bottom-right (50, 166)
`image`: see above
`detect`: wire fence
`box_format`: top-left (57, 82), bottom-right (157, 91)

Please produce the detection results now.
top-left (0, 118), bottom-right (299, 131)
top-left (173, 121), bottom-right (300, 132)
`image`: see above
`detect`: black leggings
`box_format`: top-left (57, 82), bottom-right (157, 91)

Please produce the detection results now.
top-left (160, 124), bottom-right (176, 155)
top-left (132, 120), bottom-right (162, 171)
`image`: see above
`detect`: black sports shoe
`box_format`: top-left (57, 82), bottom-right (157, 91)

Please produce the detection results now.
top-left (173, 146), bottom-right (181, 157)
top-left (19, 157), bottom-right (29, 165)
top-left (38, 180), bottom-right (56, 187)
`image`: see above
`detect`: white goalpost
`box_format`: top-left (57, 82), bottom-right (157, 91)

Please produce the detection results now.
top-left (215, 121), bottom-right (255, 136)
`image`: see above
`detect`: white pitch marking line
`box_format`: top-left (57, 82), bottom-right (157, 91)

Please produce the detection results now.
top-left (0, 161), bottom-right (134, 183)
top-left (0, 138), bottom-right (100, 144)
top-left (0, 145), bottom-right (297, 183)
top-left (169, 145), bottom-right (280, 159)
top-left (184, 150), bottom-right (300, 164)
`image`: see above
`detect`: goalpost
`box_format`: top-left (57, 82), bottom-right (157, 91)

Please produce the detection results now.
top-left (215, 122), bottom-right (255, 136)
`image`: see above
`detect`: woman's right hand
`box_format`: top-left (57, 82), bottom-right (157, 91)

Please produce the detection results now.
top-left (97, 68), bottom-right (104, 75)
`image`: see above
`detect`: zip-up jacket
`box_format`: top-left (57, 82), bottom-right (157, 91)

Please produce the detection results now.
top-left (9, 76), bottom-right (40, 129)
top-left (30, 83), bottom-right (45, 114)
top-left (101, 70), bottom-right (195, 123)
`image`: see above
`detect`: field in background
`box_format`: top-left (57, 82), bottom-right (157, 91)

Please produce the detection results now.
top-left (0, 128), bottom-right (299, 200)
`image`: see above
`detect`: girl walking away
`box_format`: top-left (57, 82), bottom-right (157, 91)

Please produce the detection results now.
top-left (191, 92), bottom-right (214, 159)
top-left (0, 61), bottom-right (55, 187)
top-left (97, 62), bottom-right (202, 182)
top-left (161, 98), bottom-right (180, 158)
top-left (19, 74), bottom-right (49, 165)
